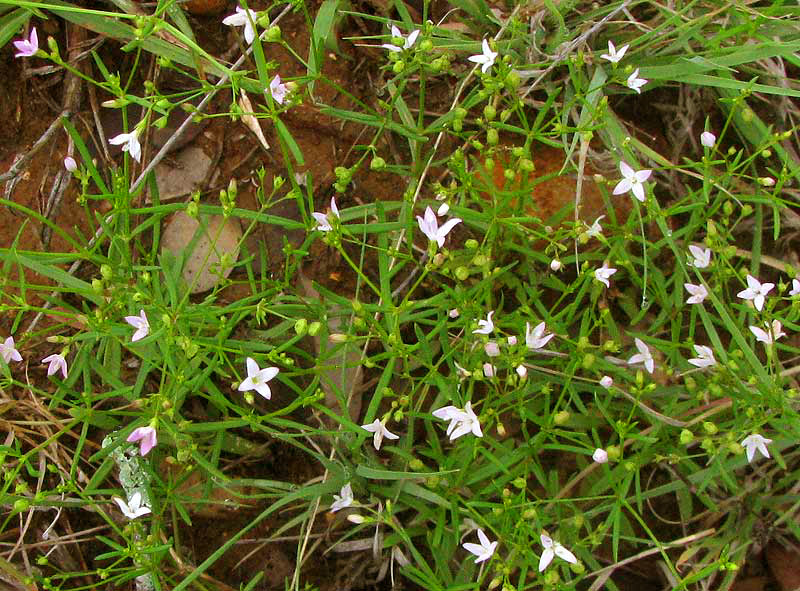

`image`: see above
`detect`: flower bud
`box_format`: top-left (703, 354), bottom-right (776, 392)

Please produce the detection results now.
top-left (592, 448), bottom-right (608, 463)
top-left (700, 131), bottom-right (716, 147)
top-left (550, 259), bottom-right (562, 271)
top-left (599, 375), bottom-right (613, 388)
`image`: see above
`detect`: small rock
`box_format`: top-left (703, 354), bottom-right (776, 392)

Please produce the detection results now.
top-left (161, 212), bottom-right (241, 293)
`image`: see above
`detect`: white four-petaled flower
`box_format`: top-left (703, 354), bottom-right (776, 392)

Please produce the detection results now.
top-left (594, 262), bottom-right (617, 288)
top-left (1, 336), bottom-right (22, 364)
top-left (361, 418), bottom-right (399, 450)
top-left (473, 311), bottom-right (495, 335)
top-left (538, 534), bottom-right (577, 572)
top-left (628, 337), bottom-right (654, 374)
top-left (238, 357), bottom-right (279, 400)
top-left (462, 528), bottom-right (497, 563)
top-left (467, 38), bottom-right (498, 74)
top-left (626, 68), bottom-right (648, 93)
top-left (222, 5), bottom-right (259, 44)
top-left (13, 27), bottom-right (38, 58)
top-left (737, 274), bottom-right (774, 312)
top-left (416, 206), bottom-right (462, 248)
top-left (113, 491), bottom-right (152, 520)
top-left (42, 354), bottom-right (68, 379)
top-left (687, 345), bottom-right (716, 368)
top-left (125, 309), bottom-right (150, 342)
top-left (268, 74), bottom-right (289, 105)
top-left (109, 129), bottom-right (142, 163)
top-left (741, 433), bottom-right (772, 463)
top-left (381, 25), bottom-right (419, 52)
top-left (330, 482), bottom-right (354, 512)
top-left (600, 40), bottom-right (628, 63)
top-left (684, 283), bottom-right (708, 305)
top-left (525, 321), bottom-right (554, 350)
top-left (312, 197), bottom-right (340, 232)
top-left (432, 401), bottom-right (483, 440)
top-left (688, 245), bottom-right (711, 269)
top-left (127, 426), bottom-right (158, 456)
top-left (613, 162), bottom-right (652, 203)
top-left (749, 320), bottom-right (785, 346)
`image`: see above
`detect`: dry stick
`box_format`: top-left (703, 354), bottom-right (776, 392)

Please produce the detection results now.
top-left (586, 528), bottom-right (716, 591)
top-left (42, 24), bottom-right (86, 249)
top-left (23, 4), bottom-right (294, 336)
top-left (519, 0), bottom-right (630, 102)
top-left (0, 112), bottom-right (71, 185)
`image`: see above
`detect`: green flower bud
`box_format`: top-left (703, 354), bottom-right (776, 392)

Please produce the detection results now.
top-left (483, 105), bottom-right (497, 121)
top-left (679, 429), bottom-right (693, 445)
top-left (265, 25), bottom-right (282, 42)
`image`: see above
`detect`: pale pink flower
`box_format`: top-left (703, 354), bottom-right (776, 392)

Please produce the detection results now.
top-left (268, 74), bottom-right (289, 104)
top-left (1, 336), bottom-right (23, 364)
top-left (330, 483), bottom-right (354, 512)
top-left (13, 28), bottom-right (38, 58)
top-left (594, 262), bottom-right (617, 288)
top-left (525, 321), bottom-right (554, 350)
top-left (463, 529), bottom-right (497, 563)
top-left (628, 337), bottom-right (654, 374)
top-left (600, 40), bottom-right (628, 63)
top-left (592, 448), bottom-right (608, 463)
top-left (613, 162), bottom-right (651, 202)
top-left (432, 402), bottom-right (482, 440)
top-left (109, 129), bottom-right (142, 163)
top-left (741, 433), bottom-right (772, 463)
top-left (64, 156), bottom-right (77, 172)
top-left (127, 426), bottom-right (157, 456)
top-left (473, 311), bottom-right (494, 335)
top-left (626, 68), bottom-right (648, 93)
top-left (737, 274), bottom-right (774, 312)
top-left (361, 418), bottom-right (399, 450)
top-left (539, 534), bottom-right (577, 572)
top-left (684, 283), bottom-right (708, 305)
top-left (113, 491), bottom-right (151, 519)
top-left (238, 357), bottom-right (279, 400)
top-left (416, 206), bottom-right (461, 248)
top-left (687, 345), bottom-right (716, 368)
top-left (222, 5), bottom-right (258, 44)
top-left (42, 353), bottom-right (68, 379)
top-left (125, 310), bottom-right (150, 342)
top-left (749, 320), bottom-right (785, 346)
top-left (467, 38), bottom-right (497, 73)
top-left (688, 245), bottom-right (711, 269)
top-left (381, 25), bottom-right (419, 52)
top-left (312, 197), bottom-right (340, 232)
